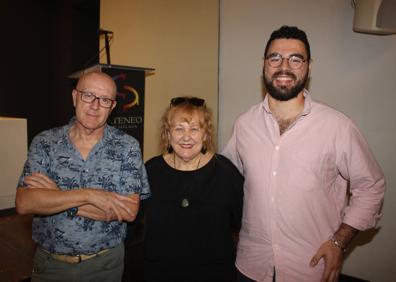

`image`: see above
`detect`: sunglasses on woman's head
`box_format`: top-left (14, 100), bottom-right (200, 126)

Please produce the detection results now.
top-left (170, 97), bottom-right (205, 107)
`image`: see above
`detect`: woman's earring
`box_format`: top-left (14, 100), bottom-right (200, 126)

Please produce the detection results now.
top-left (167, 144), bottom-right (173, 153)
top-left (201, 145), bottom-right (207, 154)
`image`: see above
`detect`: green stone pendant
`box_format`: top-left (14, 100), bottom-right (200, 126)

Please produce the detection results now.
top-left (181, 198), bottom-right (189, 208)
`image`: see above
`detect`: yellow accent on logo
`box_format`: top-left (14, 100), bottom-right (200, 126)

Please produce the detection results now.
top-left (122, 86), bottom-right (139, 110)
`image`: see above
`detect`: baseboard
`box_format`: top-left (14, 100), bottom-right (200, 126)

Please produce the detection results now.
top-left (0, 207), bottom-right (17, 217)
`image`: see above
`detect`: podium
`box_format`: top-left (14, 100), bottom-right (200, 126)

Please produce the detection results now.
top-left (69, 64), bottom-right (155, 153)
top-left (0, 118), bottom-right (27, 210)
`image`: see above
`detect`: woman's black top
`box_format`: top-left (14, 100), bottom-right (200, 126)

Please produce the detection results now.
top-left (144, 154), bottom-right (244, 282)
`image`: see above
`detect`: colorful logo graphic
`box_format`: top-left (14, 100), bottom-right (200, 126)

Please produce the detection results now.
top-left (112, 73), bottom-right (139, 111)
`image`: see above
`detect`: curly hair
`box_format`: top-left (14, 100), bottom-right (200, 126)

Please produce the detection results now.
top-left (264, 25), bottom-right (311, 61)
top-left (159, 97), bottom-right (216, 154)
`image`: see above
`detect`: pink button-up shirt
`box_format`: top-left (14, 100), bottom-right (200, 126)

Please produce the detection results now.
top-left (223, 91), bottom-right (385, 282)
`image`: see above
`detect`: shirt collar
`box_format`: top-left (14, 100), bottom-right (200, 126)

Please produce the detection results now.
top-left (262, 89), bottom-right (312, 116)
top-left (63, 116), bottom-right (111, 145)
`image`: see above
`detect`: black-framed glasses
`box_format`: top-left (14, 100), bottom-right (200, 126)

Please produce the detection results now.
top-left (75, 89), bottom-right (115, 108)
top-left (265, 53), bottom-right (307, 70)
top-left (170, 97), bottom-right (205, 107)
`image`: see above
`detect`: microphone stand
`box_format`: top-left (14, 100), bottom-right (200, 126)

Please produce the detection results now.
top-left (99, 29), bottom-right (113, 65)
top-left (104, 32), bottom-right (111, 65)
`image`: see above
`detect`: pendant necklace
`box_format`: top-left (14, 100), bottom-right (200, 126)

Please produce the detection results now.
top-left (174, 153), bottom-right (202, 208)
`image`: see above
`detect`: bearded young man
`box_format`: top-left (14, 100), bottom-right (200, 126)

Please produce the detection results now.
top-left (223, 26), bottom-right (385, 282)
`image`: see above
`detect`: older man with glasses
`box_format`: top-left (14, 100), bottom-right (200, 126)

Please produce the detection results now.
top-left (16, 71), bottom-right (150, 282)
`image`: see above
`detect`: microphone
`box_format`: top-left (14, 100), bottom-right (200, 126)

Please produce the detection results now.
top-left (99, 28), bottom-right (113, 35)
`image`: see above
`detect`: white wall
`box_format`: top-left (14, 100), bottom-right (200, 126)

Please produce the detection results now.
top-left (219, 0), bottom-right (396, 281)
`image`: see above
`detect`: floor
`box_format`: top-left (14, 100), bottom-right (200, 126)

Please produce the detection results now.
top-left (0, 214), bottom-right (35, 282)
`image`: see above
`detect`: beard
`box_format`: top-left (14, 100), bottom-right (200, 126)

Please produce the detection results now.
top-left (263, 69), bottom-right (308, 101)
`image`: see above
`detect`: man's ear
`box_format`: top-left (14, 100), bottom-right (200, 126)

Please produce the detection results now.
top-left (72, 89), bottom-right (77, 107)
top-left (308, 59), bottom-right (313, 76)
top-left (110, 101), bottom-right (117, 111)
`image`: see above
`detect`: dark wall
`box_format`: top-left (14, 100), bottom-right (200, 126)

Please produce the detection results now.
top-left (0, 0), bottom-right (99, 144)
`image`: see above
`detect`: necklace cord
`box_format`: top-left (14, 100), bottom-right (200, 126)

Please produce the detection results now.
top-left (173, 152), bottom-right (202, 170)
top-left (173, 152), bottom-right (203, 208)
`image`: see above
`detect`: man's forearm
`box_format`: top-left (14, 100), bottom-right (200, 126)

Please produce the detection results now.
top-left (333, 223), bottom-right (359, 249)
top-left (77, 204), bottom-right (109, 221)
top-left (17, 182), bottom-right (140, 222)
top-left (15, 188), bottom-right (89, 215)
top-left (78, 199), bottom-right (138, 222)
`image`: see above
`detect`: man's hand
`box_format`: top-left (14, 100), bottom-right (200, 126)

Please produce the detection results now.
top-left (84, 190), bottom-right (139, 222)
top-left (310, 223), bottom-right (358, 282)
top-left (310, 240), bottom-right (343, 282)
top-left (24, 172), bottom-right (59, 190)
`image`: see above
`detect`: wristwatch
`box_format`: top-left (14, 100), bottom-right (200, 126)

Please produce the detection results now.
top-left (66, 207), bottom-right (79, 218)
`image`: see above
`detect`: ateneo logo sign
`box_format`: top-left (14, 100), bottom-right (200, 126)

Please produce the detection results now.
top-left (106, 70), bottom-right (146, 149)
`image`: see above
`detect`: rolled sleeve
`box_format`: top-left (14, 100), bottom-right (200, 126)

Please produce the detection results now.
top-left (338, 121), bottom-right (386, 230)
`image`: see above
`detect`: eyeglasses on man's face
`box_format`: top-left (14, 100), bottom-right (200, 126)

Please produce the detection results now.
top-left (75, 89), bottom-right (115, 108)
top-left (170, 97), bottom-right (205, 107)
top-left (265, 53), bottom-right (307, 70)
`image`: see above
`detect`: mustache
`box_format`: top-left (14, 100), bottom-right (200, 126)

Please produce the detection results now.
top-left (273, 70), bottom-right (297, 80)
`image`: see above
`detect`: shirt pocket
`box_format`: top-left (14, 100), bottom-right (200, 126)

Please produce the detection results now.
top-left (288, 150), bottom-right (334, 192)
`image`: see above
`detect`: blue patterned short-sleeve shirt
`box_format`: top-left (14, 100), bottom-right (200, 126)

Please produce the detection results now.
top-left (17, 118), bottom-right (150, 255)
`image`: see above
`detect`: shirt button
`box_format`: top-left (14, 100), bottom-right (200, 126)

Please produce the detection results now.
top-left (273, 171), bottom-right (277, 176)
top-left (275, 146), bottom-right (280, 150)
top-left (271, 197), bottom-right (275, 202)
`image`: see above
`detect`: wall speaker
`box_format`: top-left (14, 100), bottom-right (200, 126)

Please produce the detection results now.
top-left (353, 0), bottom-right (396, 35)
